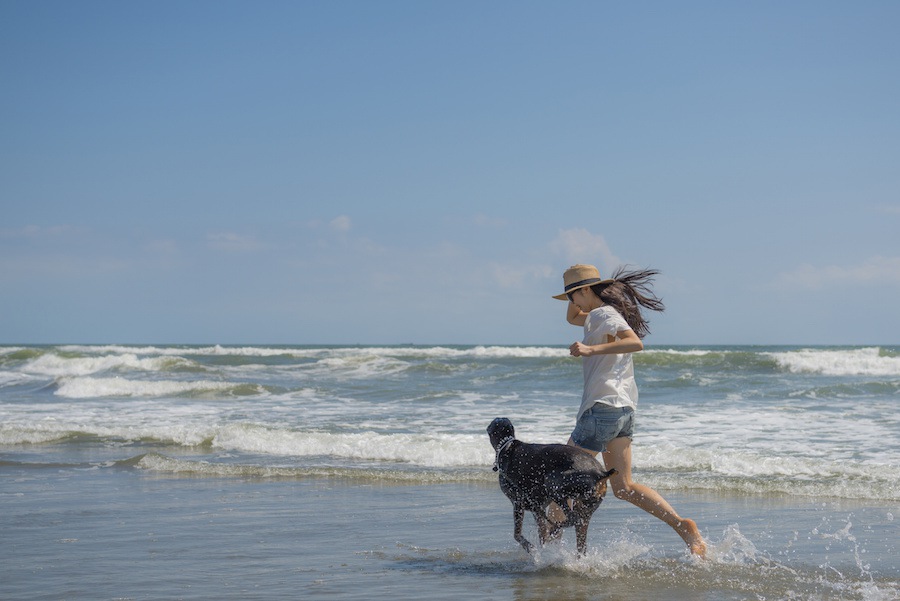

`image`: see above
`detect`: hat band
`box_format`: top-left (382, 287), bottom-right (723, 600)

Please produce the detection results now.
top-left (564, 277), bottom-right (603, 292)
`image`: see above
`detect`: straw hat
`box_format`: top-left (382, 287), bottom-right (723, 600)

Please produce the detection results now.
top-left (552, 264), bottom-right (615, 300)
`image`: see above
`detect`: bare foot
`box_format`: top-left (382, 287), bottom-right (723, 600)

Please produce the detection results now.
top-left (677, 518), bottom-right (707, 558)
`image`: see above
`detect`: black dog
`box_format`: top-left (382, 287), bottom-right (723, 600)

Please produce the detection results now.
top-left (487, 417), bottom-right (615, 554)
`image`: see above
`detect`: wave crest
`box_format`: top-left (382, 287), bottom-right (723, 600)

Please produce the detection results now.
top-left (768, 347), bottom-right (900, 376)
top-left (55, 377), bottom-right (264, 399)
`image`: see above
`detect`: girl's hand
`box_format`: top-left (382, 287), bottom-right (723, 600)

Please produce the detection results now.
top-left (569, 341), bottom-right (592, 357)
top-left (570, 331), bottom-right (643, 358)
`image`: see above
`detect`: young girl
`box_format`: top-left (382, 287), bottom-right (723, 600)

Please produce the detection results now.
top-left (552, 264), bottom-right (707, 557)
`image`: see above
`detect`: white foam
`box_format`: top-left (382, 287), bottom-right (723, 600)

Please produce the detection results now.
top-left (768, 347), bottom-right (900, 376)
top-left (707, 524), bottom-right (764, 565)
top-left (0, 427), bottom-right (72, 445)
top-left (530, 536), bottom-right (653, 575)
top-left (0, 416), bottom-right (217, 446)
top-left (56, 344), bottom-right (569, 360)
top-left (24, 353), bottom-right (188, 377)
top-left (644, 348), bottom-right (718, 356)
top-left (54, 376), bottom-right (257, 399)
top-left (211, 425), bottom-right (491, 467)
top-left (3, 409), bottom-right (898, 499)
top-left (467, 346), bottom-right (568, 358)
top-left (0, 371), bottom-right (42, 387)
top-left (311, 355), bottom-right (411, 378)
top-left (5, 343), bottom-right (899, 503)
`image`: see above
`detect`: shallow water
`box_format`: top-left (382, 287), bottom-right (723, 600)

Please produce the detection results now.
top-left (2, 466), bottom-right (897, 601)
top-left (2, 344), bottom-right (898, 599)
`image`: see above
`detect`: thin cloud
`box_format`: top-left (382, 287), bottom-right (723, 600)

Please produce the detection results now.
top-left (0, 254), bottom-right (129, 278)
top-left (144, 239), bottom-right (179, 255)
top-left (0, 224), bottom-right (78, 239)
top-left (488, 262), bottom-right (554, 289)
top-left (330, 215), bottom-right (352, 233)
top-left (206, 232), bottom-right (261, 252)
top-left (874, 204), bottom-right (900, 216)
top-left (474, 213), bottom-right (507, 228)
top-left (549, 228), bottom-right (622, 270)
top-left (778, 256), bottom-right (900, 289)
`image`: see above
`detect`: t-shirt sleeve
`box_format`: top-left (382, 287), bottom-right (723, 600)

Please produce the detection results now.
top-left (606, 309), bottom-right (631, 333)
top-left (584, 307), bottom-right (630, 342)
top-left (584, 308), bottom-right (631, 344)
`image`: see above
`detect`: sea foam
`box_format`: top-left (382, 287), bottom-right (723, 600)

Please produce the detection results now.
top-left (24, 353), bottom-right (192, 377)
top-left (54, 377), bottom-right (261, 399)
top-left (768, 347), bottom-right (900, 376)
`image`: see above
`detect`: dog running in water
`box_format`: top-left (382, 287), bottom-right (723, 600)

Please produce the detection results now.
top-left (487, 417), bottom-right (615, 554)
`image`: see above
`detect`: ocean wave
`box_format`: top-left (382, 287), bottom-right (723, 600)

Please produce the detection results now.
top-left (0, 346), bottom-right (30, 358)
top-left (129, 453), bottom-right (491, 483)
top-left (639, 346), bottom-right (900, 378)
top-left (0, 423), bottom-right (218, 446)
top-left (54, 376), bottom-right (265, 399)
top-left (787, 380), bottom-right (900, 399)
top-left (21, 352), bottom-right (201, 378)
top-left (0, 428), bottom-right (79, 445)
top-left (131, 448), bottom-right (900, 500)
top-left (0, 370), bottom-right (44, 388)
top-left (293, 345), bottom-right (566, 359)
top-left (56, 344), bottom-right (283, 357)
top-left (0, 422), bottom-right (494, 466)
top-left (50, 344), bottom-right (570, 360)
top-left (767, 347), bottom-right (900, 376)
top-left (310, 355), bottom-right (413, 378)
top-left (4, 419), bottom-right (897, 500)
top-left (638, 348), bottom-right (778, 371)
top-left (16, 345), bottom-right (900, 379)
top-left (210, 425), bottom-right (490, 466)
top-left (636, 443), bottom-right (900, 501)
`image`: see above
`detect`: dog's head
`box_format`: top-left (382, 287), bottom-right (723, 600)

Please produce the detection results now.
top-left (487, 417), bottom-right (516, 450)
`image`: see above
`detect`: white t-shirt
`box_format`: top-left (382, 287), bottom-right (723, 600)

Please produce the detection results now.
top-left (577, 305), bottom-right (639, 419)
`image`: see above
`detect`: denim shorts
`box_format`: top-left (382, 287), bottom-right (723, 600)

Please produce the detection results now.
top-left (570, 403), bottom-right (635, 453)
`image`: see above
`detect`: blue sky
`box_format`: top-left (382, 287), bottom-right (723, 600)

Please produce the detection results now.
top-left (2, 1), bottom-right (898, 345)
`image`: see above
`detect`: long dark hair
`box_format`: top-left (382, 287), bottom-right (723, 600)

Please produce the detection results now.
top-left (590, 266), bottom-right (665, 339)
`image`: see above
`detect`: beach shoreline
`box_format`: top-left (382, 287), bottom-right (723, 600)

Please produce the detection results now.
top-left (2, 464), bottom-right (897, 601)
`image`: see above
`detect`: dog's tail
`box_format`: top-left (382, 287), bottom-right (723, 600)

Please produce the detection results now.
top-left (558, 468), bottom-right (616, 499)
top-left (591, 468), bottom-right (616, 497)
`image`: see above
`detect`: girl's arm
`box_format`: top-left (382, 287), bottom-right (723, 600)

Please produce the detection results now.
top-left (569, 328), bottom-right (643, 357)
top-left (566, 301), bottom-right (588, 326)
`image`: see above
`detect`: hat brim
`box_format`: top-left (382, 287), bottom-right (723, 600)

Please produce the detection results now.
top-left (552, 278), bottom-right (615, 300)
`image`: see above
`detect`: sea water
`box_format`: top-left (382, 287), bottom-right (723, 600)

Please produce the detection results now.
top-left (1, 344), bottom-right (898, 600)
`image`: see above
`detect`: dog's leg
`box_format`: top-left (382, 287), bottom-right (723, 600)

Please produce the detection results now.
top-left (544, 514), bottom-right (565, 543)
top-left (550, 497), bottom-right (593, 555)
top-left (572, 497), bottom-right (602, 555)
top-left (575, 520), bottom-right (589, 555)
top-left (513, 504), bottom-right (533, 553)
top-left (535, 508), bottom-right (566, 545)
top-left (536, 512), bottom-right (550, 545)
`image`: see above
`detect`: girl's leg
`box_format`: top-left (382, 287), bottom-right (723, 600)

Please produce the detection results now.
top-left (600, 437), bottom-right (707, 556)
